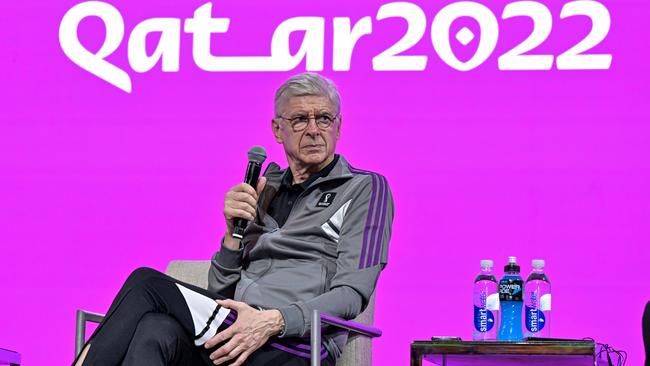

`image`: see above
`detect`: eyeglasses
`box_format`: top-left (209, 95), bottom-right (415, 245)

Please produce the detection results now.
top-left (277, 113), bottom-right (339, 132)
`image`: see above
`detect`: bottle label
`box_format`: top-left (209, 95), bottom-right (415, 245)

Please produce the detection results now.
top-left (540, 294), bottom-right (551, 311)
top-left (474, 306), bottom-right (495, 332)
top-left (499, 278), bottom-right (523, 301)
top-left (486, 293), bottom-right (500, 310)
top-left (525, 305), bottom-right (546, 332)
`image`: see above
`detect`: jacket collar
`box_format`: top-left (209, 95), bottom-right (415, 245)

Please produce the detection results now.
top-left (259, 154), bottom-right (354, 212)
top-left (265, 154), bottom-right (354, 188)
top-left (280, 154), bottom-right (339, 190)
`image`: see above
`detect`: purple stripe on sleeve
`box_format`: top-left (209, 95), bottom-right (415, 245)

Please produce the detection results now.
top-left (349, 165), bottom-right (386, 268)
top-left (348, 165), bottom-right (374, 175)
top-left (373, 175), bottom-right (389, 266)
top-left (366, 174), bottom-right (385, 268)
top-left (357, 172), bottom-right (377, 269)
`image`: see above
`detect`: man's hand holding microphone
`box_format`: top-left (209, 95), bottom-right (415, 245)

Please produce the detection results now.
top-left (222, 145), bottom-right (268, 250)
top-left (222, 178), bottom-right (267, 250)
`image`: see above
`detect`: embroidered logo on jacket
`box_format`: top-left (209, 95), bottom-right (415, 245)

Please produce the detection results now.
top-left (317, 192), bottom-right (337, 207)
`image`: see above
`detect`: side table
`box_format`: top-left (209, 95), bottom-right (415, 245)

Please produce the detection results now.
top-left (410, 339), bottom-right (599, 366)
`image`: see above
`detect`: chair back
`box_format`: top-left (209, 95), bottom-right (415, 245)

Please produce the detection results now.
top-left (165, 260), bottom-right (210, 289)
top-left (165, 260), bottom-right (376, 366)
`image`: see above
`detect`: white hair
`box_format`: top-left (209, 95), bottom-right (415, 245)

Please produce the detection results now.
top-left (274, 73), bottom-right (341, 117)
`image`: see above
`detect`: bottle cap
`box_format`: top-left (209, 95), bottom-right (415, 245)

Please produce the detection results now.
top-left (504, 256), bottom-right (520, 273)
top-left (532, 259), bottom-right (545, 268)
top-left (480, 259), bottom-right (493, 269)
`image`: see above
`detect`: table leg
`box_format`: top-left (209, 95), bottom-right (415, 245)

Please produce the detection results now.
top-left (410, 349), bottom-right (422, 366)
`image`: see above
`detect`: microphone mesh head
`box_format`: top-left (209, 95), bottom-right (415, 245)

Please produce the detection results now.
top-left (248, 146), bottom-right (267, 164)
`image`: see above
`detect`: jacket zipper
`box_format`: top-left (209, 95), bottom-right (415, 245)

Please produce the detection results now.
top-left (239, 176), bottom-right (351, 301)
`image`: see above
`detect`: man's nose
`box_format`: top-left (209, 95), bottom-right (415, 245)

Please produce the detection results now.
top-left (304, 117), bottom-right (320, 135)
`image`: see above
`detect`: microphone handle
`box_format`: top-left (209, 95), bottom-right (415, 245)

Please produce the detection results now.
top-left (232, 161), bottom-right (263, 239)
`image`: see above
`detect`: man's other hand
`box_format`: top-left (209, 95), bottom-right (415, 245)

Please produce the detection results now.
top-left (223, 177), bottom-right (267, 250)
top-left (204, 299), bottom-right (284, 366)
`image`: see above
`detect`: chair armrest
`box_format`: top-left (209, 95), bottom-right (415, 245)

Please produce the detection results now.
top-left (0, 348), bottom-right (21, 366)
top-left (320, 313), bottom-right (382, 338)
top-left (310, 310), bottom-right (382, 366)
top-left (75, 310), bottom-right (105, 358)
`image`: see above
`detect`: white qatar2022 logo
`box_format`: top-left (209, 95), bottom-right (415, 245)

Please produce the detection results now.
top-left (59, 1), bottom-right (613, 93)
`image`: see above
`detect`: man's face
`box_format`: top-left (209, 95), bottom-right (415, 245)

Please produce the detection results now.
top-left (272, 95), bottom-right (341, 169)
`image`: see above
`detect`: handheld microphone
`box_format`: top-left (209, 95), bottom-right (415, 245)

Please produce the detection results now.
top-left (232, 146), bottom-right (267, 239)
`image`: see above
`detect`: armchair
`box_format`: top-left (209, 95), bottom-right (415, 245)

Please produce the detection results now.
top-left (75, 260), bottom-right (382, 366)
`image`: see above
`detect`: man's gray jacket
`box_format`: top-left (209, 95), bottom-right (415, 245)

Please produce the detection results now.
top-left (208, 155), bottom-right (394, 360)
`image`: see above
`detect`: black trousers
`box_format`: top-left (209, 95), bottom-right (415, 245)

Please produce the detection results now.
top-left (74, 267), bottom-right (335, 366)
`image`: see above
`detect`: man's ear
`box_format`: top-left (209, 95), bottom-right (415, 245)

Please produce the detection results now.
top-left (272, 118), bottom-right (283, 144)
top-left (336, 115), bottom-right (342, 140)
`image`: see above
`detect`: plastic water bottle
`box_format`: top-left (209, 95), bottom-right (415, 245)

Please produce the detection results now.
top-left (498, 256), bottom-right (524, 341)
top-left (473, 260), bottom-right (500, 340)
top-left (524, 259), bottom-right (552, 338)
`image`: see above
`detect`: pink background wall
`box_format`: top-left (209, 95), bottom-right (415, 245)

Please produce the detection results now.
top-left (1, 0), bottom-right (648, 364)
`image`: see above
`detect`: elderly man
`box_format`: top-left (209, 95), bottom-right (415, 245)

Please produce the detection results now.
top-left (72, 73), bottom-right (394, 366)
